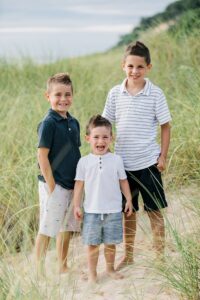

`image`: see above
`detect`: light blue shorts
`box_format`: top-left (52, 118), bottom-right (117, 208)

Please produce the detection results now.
top-left (82, 212), bottom-right (123, 245)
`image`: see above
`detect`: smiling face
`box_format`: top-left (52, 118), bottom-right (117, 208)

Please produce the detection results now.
top-left (86, 126), bottom-right (112, 155)
top-left (122, 55), bottom-right (152, 85)
top-left (46, 83), bottom-right (73, 117)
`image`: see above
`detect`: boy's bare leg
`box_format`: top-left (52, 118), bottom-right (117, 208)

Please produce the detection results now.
top-left (104, 244), bottom-right (123, 279)
top-left (117, 212), bottom-right (136, 270)
top-left (56, 231), bottom-right (71, 273)
top-left (87, 245), bottom-right (99, 283)
top-left (147, 210), bottom-right (165, 258)
top-left (35, 234), bottom-right (50, 276)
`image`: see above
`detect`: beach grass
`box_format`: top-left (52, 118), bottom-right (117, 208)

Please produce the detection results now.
top-left (0, 17), bottom-right (200, 299)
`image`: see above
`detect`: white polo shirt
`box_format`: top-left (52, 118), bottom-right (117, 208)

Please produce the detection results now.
top-left (102, 78), bottom-right (172, 171)
top-left (75, 152), bottom-right (127, 214)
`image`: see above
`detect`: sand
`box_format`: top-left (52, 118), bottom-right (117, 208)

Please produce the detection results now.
top-left (3, 185), bottom-right (199, 300)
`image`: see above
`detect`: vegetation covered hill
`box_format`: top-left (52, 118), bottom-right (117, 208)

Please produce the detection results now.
top-left (0, 5), bottom-right (200, 299)
top-left (117, 0), bottom-right (200, 45)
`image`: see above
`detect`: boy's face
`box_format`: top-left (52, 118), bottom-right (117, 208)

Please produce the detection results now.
top-left (86, 126), bottom-right (112, 155)
top-left (122, 55), bottom-right (152, 84)
top-left (45, 83), bottom-right (73, 117)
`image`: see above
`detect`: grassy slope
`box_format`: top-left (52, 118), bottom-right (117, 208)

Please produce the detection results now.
top-left (0, 11), bottom-right (200, 300)
top-left (0, 16), bottom-right (199, 256)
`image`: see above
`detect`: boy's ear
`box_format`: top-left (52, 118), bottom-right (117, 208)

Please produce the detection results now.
top-left (147, 63), bottom-right (152, 70)
top-left (45, 91), bottom-right (50, 101)
top-left (121, 62), bottom-right (125, 71)
top-left (85, 135), bottom-right (90, 142)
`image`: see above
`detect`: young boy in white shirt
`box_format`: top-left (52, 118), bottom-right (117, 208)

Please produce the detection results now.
top-left (73, 115), bottom-right (133, 283)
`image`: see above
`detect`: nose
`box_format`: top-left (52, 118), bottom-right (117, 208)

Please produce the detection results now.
top-left (132, 67), bottom-right (138, 74)
top-left (98, 137), bottom-right (104, 143)
top-left (61, 95), bottom-right (67, 101)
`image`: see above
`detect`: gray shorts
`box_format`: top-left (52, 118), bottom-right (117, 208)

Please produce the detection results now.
top-left (38, 181), bottom-right (81, 237)
top-left (82, 212), bottom-right (123, 245)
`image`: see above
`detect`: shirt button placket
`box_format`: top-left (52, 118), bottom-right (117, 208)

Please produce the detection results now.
top-left (99, 156), bottom-right (102, 170)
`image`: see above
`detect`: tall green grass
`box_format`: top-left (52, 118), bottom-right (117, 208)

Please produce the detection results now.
top-left (0, 17), bottom-right (200, 299)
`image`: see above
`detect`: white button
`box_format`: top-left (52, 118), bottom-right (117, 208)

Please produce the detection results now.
top-left (69, 128), bottom-right (71, 131)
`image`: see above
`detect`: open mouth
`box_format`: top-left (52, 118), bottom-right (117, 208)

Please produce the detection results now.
top-left (58, 103), bottom-right (69, 108)
top-left (96, 145), bottom-right (105, 151)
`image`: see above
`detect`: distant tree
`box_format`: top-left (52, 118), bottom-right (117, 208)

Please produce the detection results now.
top-left (117, 0), bottom-right (200, 46)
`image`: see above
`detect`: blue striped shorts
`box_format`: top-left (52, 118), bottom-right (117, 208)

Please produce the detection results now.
top-left (82, 212), bottom-right (123, 245)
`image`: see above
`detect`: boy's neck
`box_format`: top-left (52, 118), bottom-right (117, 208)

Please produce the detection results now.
top-left (53, 109), bottom-right (68, 118)
top-left (126, 79), bottom-right (146, 96)
top-left (91, 150), bottom-right (110, 156)
top-left (59, 112), bottom-right (68, 118)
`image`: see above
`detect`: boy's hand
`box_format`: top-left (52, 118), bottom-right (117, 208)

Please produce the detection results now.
top-left (157, 155), bottom-right (166, 172)
top-left (124, 201), bottom-right (133, 217)
top-left (74, 207), bottom-right (82, 220)
top-left (48, 183), bottom-right (56, 195)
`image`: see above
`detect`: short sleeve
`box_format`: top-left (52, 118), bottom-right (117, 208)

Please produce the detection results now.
top-left (102, 89), bottom-right (116, 123)
top-left (75, 158), bottom-right (85, 181)
top-left (116, 155), bottom-right (127, 180)
top-left (155, 91), bottom-right (172, 125)
top-left (37, 120), bottom-right (55, 149)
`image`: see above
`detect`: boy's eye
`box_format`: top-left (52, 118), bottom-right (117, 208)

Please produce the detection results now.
top-left (54, 93), bottom-right (72, 97)
top-left (138, 65), bottom-right (144, 69)
top-left (55, 93), bottom-right (61, 97)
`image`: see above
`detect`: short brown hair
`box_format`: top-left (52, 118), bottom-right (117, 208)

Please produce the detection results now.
top-left (124, 41), bottom-right (151, 65)
top-left (86, 114), bottom-right (112, 135)
top-left (47, 73), bottom-right (73, 93)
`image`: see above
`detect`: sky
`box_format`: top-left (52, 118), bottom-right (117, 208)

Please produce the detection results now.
top-left (0, 0), bottom-right (175, 62)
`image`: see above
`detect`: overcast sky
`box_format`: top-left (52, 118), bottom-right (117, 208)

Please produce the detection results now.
top-left (0, 0), bottom-right (175, 62)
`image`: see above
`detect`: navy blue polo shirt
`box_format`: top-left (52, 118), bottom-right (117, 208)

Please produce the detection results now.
top-left (37, 109), bottom-right (81, 189)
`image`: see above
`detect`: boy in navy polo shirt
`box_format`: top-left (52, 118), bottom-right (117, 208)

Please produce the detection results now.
top-left (35, 73), bottom-right (81, 275)
top-left (103, 41), bottom-right (171, 268)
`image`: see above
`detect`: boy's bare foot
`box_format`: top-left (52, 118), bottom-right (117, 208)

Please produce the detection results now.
top-left (107, 270), bottom-right (124, 279)
top-left (116, 257), bottom-right (134, 271)
top-left (59, 265), bottom-right (69, 274)
top-left (155, 253), bottom-right (165, 264)
top-left (88, 273), bottom-right (98, 284)
top-left (36, 271), bottom-right (46, 280)
top-left (36, 263), bottom-right (46, 279)
top-left (81, 270), bottom-right (88, 281)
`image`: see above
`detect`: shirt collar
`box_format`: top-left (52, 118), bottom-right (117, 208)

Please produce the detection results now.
top-left (90, 152), bottom-right (111, 159)
top-left (48, 108), bottom-right (72, 121)
top-left (120, 78), bottom-right (151, 96)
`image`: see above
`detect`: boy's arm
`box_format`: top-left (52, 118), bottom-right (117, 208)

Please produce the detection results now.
top-left (38, 148), bottom-right (55, 194)
top-left (119, 179), bottom-right (133, 216)
top-left (157, 122), bottom-right (171, 172)
top-left (73, 180), bottom-right (84, 220)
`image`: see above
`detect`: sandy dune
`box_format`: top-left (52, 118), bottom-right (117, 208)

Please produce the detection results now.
top-left (4, 185), bottom-right (199, 300)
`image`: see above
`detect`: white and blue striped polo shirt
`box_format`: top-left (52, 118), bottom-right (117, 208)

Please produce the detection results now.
top-left (102, 78), bottom-right (172, 171)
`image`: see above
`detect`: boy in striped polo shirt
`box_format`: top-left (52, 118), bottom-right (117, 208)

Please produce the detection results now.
top-left (103, 41), bottom-right (171, 268)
